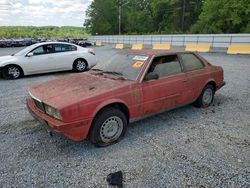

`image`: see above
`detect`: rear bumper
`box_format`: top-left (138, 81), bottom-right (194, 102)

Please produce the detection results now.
top-left (216, 81), bottom-right (226, 90)
top-left (27, 98), bottom-right (92, 141)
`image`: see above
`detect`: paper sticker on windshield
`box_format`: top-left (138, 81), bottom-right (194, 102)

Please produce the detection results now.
top-left (133, 56), bottom-right (148, 61)
top-left (132, 61), bottom-right (144, 68)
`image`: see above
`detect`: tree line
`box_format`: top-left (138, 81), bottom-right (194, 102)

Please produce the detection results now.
top-left (84, 0), bottom-right (250, 35)
top-left (0, 26), bottom-right (87, 39)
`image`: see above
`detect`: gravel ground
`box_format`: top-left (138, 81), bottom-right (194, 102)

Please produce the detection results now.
top-left (0, 46), bottom-right (249, 187)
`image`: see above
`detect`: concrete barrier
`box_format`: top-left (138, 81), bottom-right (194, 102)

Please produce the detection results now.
top-left (95, 41), bottom-right (103, 46)
top-left (185, 44), bottom-right (197, 52)
top-left (227, 45), bottom-right (250, 54)
top-left (152, 43), bottom-right (171, 50)
top-left (131, 44), bottom-right (144, 50)
top-left (185, 44), bottom-right (211, 52)
top-left (115, 43), bottom-right (124, 49)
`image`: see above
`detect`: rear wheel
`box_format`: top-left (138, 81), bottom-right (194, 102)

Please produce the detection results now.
top-left (2, 65), bottom-right (23, 79)
top-left (89, 107), bottom-right (127, 147)
top-left (194, 84), bottom-right (215, 108)
top-left (73, 59), bottom-right (88, 72)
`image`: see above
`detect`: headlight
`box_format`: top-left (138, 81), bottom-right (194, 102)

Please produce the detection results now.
top-left (44, 104), bottom-right (62, 120)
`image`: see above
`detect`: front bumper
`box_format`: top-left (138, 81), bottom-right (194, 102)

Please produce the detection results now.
top-left (27, 98), bottom-right (92, 141)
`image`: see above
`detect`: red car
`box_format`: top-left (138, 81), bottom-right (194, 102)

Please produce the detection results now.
top-left (27, 50), bottom-right (225, 146)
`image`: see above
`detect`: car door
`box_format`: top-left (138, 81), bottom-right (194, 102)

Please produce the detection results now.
top-left (178, 53), bottom-right (210, 101)
top-left (24, 44), bottom-right (56, 74)
top-left (52, 44), bottom-right (77, 70)
top-left (141, 54), bottom-right (189, 115)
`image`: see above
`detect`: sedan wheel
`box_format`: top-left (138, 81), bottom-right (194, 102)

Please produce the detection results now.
top-left (89, 107), bottom-right (127, 147)
top-left (100, 116), bottom-right (124, 143)
top-left (3, 66), bottom-right (22, 79)
top-left (193, 84), bottom-right (215, 108)
top-left (202, 87), bottom-right (213, 106)
top-left (74, 59), bottom-right (87, 72)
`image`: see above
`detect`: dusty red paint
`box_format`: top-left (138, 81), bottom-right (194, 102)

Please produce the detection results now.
top-left (27, 51), bottom-right (225, 141)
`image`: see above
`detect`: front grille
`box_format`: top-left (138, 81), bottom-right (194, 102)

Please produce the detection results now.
top-left (32, 98), bottom-right (45, 113)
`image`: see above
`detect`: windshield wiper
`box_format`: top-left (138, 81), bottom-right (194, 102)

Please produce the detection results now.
top-left (102, 71), bottom-right (129, 80)
top-left (103, 71), bottom-right (123, 76)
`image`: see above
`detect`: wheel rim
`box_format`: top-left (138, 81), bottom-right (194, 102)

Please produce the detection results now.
top-left (100, 116), bottom-right (123, 143)
top-left (202, 88), bottom-right (213, 105)
top-left (76, 60), bottom-right (86, 71)
top-left (8, 67), bottom-right (20, 78)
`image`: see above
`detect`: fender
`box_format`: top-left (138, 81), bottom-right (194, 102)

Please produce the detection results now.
top-left (2, 64), bottom-right (25, 75)
top-left (91, 98), bottom-right (130, 120)
top-left (199, 78), bottom-right (216, 96)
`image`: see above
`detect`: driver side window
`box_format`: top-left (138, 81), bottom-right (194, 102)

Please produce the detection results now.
top-left (147, 55), bottom-right (182, 78)
top-left (32, 44), bottom-right (55, 55)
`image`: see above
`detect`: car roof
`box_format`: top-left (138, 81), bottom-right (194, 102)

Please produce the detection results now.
top-left (34, 41), bottom-right (77, 46)
top-left (119, 49), bottom-right (189, 57)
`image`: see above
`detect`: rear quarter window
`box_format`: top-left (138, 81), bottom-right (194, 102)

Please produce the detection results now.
top-left (180, 53), bottom-right (204, 72)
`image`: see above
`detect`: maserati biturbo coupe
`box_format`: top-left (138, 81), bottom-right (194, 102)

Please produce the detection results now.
top-left (27, 50), bottom-right (225, 147)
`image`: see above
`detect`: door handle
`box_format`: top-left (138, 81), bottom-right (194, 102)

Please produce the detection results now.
top-left (183, 80), bottom-right (188, 83)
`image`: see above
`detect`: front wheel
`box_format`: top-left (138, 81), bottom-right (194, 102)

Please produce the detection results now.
top-left (89, 107), bottom-right (127, 147)
top-left (2, 65), bottom-right (22, 79)
top-left (73, 59), bottom-right (88, 72)
top-left (194, 84), bottom-right (215, 108)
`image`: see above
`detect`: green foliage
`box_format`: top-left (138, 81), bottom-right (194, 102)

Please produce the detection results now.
top-left (84, 0), bottom-right (249, 34)
top-left (1, 0), bottom-right (249, 36)
top-left (84, 0), bottom-right (204, 34)
top-left (84, 0), bottom-right (118, 35)
top-left (191, 0), bottom-right (250, 33)
top-left (0, 26), bottom-right (88, 39)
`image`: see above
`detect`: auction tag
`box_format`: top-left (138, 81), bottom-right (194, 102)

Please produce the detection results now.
top-left (132, 61), bottom-right (144, 68)
top-left (133, 56), bottom-right (148, 61)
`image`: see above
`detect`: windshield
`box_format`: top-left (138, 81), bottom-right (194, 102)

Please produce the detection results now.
top-left (92, 53), bottom-right (148, 81)
top-left (14, 44), bottom-right (38, 56)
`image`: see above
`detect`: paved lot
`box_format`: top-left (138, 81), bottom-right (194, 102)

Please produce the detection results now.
top-left (0, 46), bottom-right (249, 187)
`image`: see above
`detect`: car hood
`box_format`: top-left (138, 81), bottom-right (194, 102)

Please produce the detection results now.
top-left (29, 72), bottom-right (133, 108)
top-left (0, 55), bottom-right (16, 65)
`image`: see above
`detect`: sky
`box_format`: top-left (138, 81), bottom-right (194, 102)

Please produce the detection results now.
top-left (0, 0), bottom-right (92, 27)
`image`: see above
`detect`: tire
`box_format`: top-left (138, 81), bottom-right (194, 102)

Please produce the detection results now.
top-left (73, 59), bottom-right (88, 72)
top-left (89, 107), bottom-right (127, 147)
top-left (2, 65), bottom-right (23, 79)
top-left (194, 84), bottom-right (215, 108)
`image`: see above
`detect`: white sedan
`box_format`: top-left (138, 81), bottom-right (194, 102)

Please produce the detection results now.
top-left (0, 42), bottom-right (97, 79)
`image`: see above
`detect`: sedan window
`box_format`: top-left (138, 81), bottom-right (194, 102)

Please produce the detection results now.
top-left (147, 55), bottom-right (182, 78)
top-left (32, 44), bottom-right (55, 55)
top-left (65, 44), bottom-right (77, 51)
top-left (179, 53), bottom-right (204, 72)
top-left (54, 44), bottom-right (77, 52)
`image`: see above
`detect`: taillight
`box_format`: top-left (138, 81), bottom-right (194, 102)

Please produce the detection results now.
top-left (88, 49), bottom-right (95, 55)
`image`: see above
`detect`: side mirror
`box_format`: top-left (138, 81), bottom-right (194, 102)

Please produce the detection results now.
top-left (26, 52), bottom-right (34, 57)
top-left (144, 72), bottom-right (159, 81)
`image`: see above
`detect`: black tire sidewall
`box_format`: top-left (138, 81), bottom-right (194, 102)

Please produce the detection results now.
top-left (89, 107), bottom-right (127, 147)
top-left (200, 85), bottom-right (215, 107)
